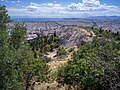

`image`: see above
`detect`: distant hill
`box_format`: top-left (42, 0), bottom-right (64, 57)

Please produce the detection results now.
top-left (11, 16), bottom-right (63, 21)
top-left (88, 16), bottom-right (120, 20)
top-left (63, 16), bottom-right (120, 21)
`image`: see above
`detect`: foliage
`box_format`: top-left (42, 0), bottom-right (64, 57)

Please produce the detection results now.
top-left (0, 5), bottom-right (17, 90)
top-left (0, 5), bottom-right (10, 30)
top-left (28, 32), bottom-right (59, 57)
top-left (0, 6), bottom-right (49, 90)
top-left (68, 48), bottom-right (74, 52)
top-left (57, 30), bottom-right (120, 90)
top-left (10, 22), bottom-right (27, 49)
top-left (13, 45), bottom-right (49, 90)
top-left (56, 47), bottom-right (68, 58)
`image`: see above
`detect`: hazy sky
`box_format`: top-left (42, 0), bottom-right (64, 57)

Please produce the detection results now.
top-left (0, 0), bottom-right (120, 18)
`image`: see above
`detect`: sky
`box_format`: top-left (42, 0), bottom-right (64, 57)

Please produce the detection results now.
top-left (0, 0), bottom-right (120, 18)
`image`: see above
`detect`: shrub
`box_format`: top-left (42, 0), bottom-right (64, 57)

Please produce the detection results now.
top-left (56, 47), bottom-right (67, 58)
top-left (57, 30), bottom-right (120, 90)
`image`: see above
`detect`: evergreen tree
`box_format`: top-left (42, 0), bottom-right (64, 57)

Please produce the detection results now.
top-left (0, 5), bottom-right (49, 90)
top-left (10, 22), bottom-right (27, 49)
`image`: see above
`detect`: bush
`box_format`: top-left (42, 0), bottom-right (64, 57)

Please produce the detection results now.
top-left (57, 30), bottom-right (120, 90)
top-left (68, 48), bottom-right (74, 52)
top-left (56, 47), bottom-right (67, 58)
top-left (40, 56), bottom-right (51, 63)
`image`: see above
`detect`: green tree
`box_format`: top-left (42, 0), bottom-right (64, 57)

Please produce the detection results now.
top-left (0, 5), bottom-right (50, 90)
top-left (57, 47), bottom-right (67, 58)
top-left (0, 5), bottom-right (18, 90)
top-left (44, 44), bottom-right (51, 52)
top-left (13, 45), bottom-right (49, 90)
top-left (0, 5), bottom-right (10, 30)
top-left (10, 22), bottom-right (27, 49)
top-left (57, 30), bottom-right (120, 90)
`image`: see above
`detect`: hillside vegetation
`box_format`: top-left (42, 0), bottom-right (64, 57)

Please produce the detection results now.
top-left (0, 5), bottom-right (49, 90)
top-left (0, 5), bottom-right (120, 90)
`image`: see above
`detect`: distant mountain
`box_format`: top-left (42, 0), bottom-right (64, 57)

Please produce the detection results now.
top-left (10, 17), bottom-right (63, 21)
top-left (63, 16), bottom-right (120, 20)
top-left (11, 16), bottom-right (120, 21)
top-left (88, 16), bottom-right (120, 20)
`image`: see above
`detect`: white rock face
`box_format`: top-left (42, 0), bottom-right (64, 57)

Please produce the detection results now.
top-left (58, 28), bottom-right (93, 48)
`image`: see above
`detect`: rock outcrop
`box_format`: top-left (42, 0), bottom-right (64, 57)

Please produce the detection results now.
top-left (58, 28), bottom-right (94, 48)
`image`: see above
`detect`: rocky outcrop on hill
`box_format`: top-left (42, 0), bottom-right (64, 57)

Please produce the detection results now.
top-left (58, 28), bottom-right (94, 48)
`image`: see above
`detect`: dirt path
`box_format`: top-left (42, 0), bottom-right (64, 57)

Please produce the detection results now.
top-left (33, 47), bottom-right (78, 90)
top-left (47, 51), bottom-right (68, 69)
top-left (45, 52), bottom-right (57, 58)
top-left (47, 47), bottom-right (78, 69)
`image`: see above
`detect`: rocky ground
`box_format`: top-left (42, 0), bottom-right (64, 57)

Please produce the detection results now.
top-left (58, 28), bottom-right (94, 48)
